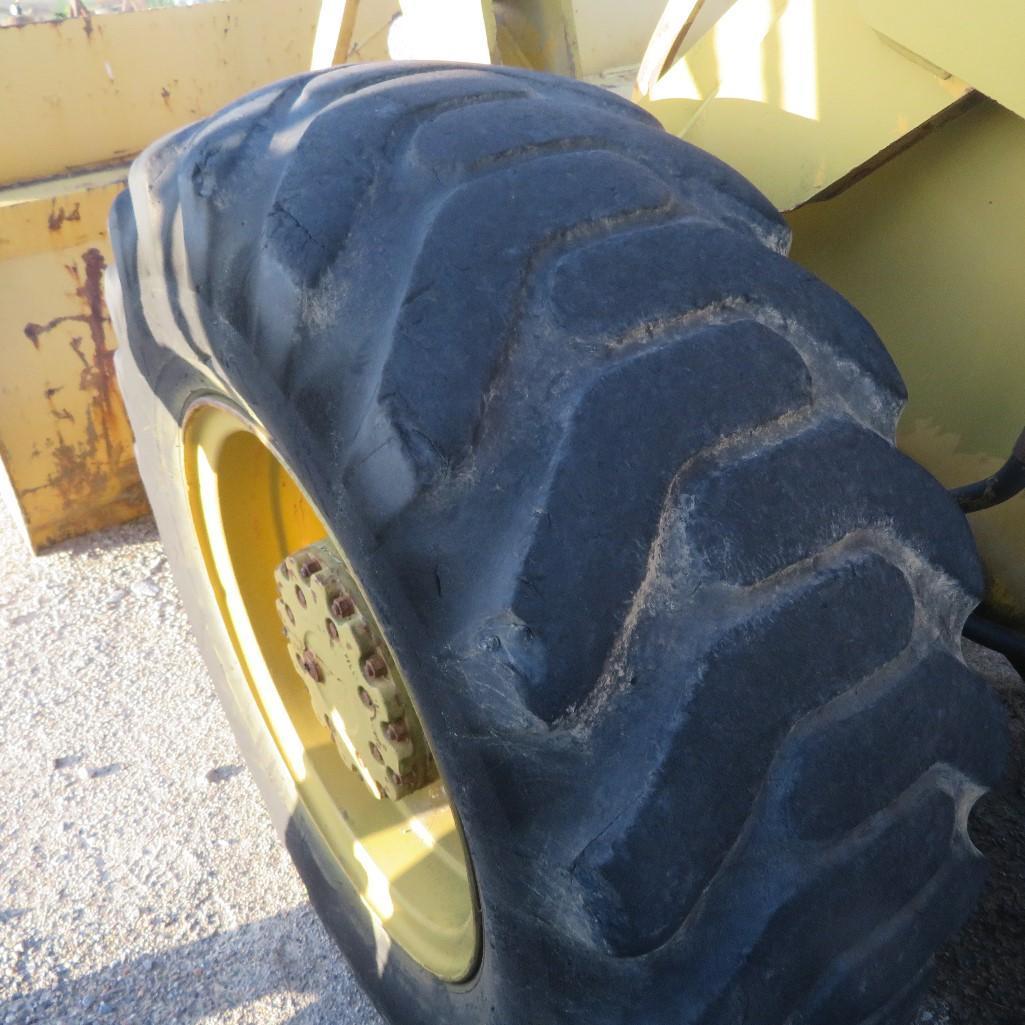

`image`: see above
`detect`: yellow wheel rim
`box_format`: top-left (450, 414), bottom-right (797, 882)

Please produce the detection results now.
top-left (182, 399), bottom-right (479, 981)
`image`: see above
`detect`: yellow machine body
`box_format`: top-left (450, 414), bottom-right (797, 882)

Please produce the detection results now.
top-left (3, 0), bottom-right (1024, 624)
top-left (0, 0), bottom-right (655, 550)
top-left (0, 0), bottom-right (325, 550)
top-left (634, 0), bottom-right (1025, 623)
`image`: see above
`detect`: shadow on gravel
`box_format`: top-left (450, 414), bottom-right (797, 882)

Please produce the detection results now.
top-left (38, 515), bottom-right (161, 561)
top-left (0, 904), bottom-right (376, 1025)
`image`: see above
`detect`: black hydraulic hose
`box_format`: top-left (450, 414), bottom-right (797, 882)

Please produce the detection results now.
top-left (950, 425), bottom-right (1025, 513)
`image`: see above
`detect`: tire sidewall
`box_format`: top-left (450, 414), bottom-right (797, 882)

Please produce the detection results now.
top-left (114, 343), bottom-right (494, 1025)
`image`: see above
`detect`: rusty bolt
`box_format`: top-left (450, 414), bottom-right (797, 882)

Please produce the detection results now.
top-left (294, 584), bottom-right (307, 609)
top-left (301, 650), bottom-right (322, 683)
top-left (284, 604), bottom-right (295, 625)
top-left (299, 558), bottom-right (322, 579)
top-left (330, 593), bottom-right (357, 619)
top-left (386, 768), bottom-right (402, 786)
top-left (363, 653), bottom-right (387, 681)
top-left (382, 720), bottom-right (408, 742)
top-left (357, 686), bottom-right (373, 708)
top-left (368, 742), bottom-right (384, 764)
top-left (325, 618), bottom-right (339, 641)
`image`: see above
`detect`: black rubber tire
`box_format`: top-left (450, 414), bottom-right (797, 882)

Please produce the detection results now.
top-left (107, 62), bottom-right (1006, 1025)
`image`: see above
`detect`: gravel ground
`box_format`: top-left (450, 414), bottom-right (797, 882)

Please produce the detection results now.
top-left (0, 503), bottom-right (382, 1025)
top-left (0, 499), bottom-right (1022, 1024)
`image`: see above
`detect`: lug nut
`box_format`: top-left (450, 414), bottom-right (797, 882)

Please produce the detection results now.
top-left (294, 584), bottom-right (307, 609)
top-left (363, 653), bottom-right (387, 680)
top-left (386, 768), bottom-right (401, 786)
top-left (325, 618), bottom-right (339, 641)
top-left (299, 558), bottom-right (322, 579)
top-left (330, 593), bottom-right (357, 619)
top-left (301, 650), bottom-right (322, 683)
top-left (357, 686), bottom-right (373, 708)
top-left (382, 720), bottom-right (408, 742)
top-left (284, 604), bottom-right (295, 624)
top-left (369, 742), bottom-right (384, 763)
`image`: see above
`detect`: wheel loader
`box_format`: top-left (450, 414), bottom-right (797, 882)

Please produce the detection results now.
top-left (1, 2), bottom-right (1023, 1023)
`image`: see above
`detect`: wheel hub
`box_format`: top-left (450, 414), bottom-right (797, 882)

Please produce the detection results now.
top-left (183, 401), bottom-right (478, 980)
top-left (274, 540), bottom-right (436, 801)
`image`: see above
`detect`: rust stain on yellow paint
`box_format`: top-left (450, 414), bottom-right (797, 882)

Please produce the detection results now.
top-left (0, 0), bottom-right (326, 551)
top-left (47, 202), bottom-right (82, 232)
top-left (20, 247), bottom-right (137, 517)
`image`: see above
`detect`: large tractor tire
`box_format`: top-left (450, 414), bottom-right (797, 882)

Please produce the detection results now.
top-left (108, 63), bottom-right (1005, 1025)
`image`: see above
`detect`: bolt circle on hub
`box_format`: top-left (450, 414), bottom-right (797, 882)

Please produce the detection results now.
top-left (181, 400), bottom-right (478, 982)
top-left (275, 540), bottom-right (436, 802)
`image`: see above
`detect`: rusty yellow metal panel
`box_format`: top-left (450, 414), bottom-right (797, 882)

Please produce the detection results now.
top-left (0, 0), bottom-right (324, 551)
top-left (0, 170), bottom-right (147, 551)
top-left (0, 0), bottom-right (320, 188)
top-left (787, 99), bottom-right (1025, 622)
top-left (634, 0), bottom-right (971, 211)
